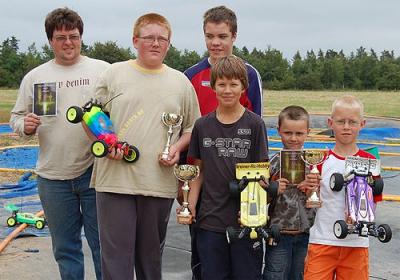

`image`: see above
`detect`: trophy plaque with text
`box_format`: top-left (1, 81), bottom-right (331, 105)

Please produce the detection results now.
top-left (301, 150), bottom-right (326, 208)
top-left (161, 112), bottom-right (183, 160)
top-left (280, 150), bottom-right (305, 185)
top-left (174, 164), bottom-right (200, 224)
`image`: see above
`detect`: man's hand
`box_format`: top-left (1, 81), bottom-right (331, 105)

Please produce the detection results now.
top-left (24, 113), bottom-right (41, 135)
top-left (159, 143), bottom-right (180, 166)
top-left (107, 147), bottom-right (124, 160)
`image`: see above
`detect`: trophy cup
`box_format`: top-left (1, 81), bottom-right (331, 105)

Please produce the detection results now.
top-left (174, 164), bottom-right (200, 224)
top-left (301, 150), bottom-right (326, 208)
top-left (161, 112), bottom-right (183, 160)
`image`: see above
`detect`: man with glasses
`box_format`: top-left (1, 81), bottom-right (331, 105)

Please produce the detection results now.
top-left (183, 6), bottom-right (263, 279)
top-left (91, 13), bottom-right (200, 279)
top-left (10, 7), bottom-right (109, 280)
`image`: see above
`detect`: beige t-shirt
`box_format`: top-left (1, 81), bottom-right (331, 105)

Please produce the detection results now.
top-left (10, 56), bottom-right (110, 180)
top-left (91, 60), bottom-right (200, 198)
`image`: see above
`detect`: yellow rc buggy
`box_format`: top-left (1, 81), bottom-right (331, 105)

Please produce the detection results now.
top-left (226, 162), bottom-right (280, 243)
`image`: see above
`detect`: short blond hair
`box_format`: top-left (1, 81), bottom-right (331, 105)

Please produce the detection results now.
top-left (331, 95), bottom-right (364, 118)
top-left (133, 13), bottom-right (171, 39)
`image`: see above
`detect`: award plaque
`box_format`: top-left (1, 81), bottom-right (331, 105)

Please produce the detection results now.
top-left (174, 164), bottom-right (200, 224)
top-left (301, 150), bottom-right (326, 208)
top-left (280, 150), bottom-right (305, 185)
top-left (161, 112), bottom-right (183, 160)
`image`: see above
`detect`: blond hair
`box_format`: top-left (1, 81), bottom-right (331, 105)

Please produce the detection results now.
top-left (133, 13), bottom-right (171, 39)
top-left (331, 95), bottom-right (364, 118)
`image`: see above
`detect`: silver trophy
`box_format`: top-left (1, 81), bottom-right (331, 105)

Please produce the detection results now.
top-left (161, 112), bottom-right (183, 160)
top-left (301, 150), bottom-right (326, 208)
top-left (174, 164), bottom-right (200, 224)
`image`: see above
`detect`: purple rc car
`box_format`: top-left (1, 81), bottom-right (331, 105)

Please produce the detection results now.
top-left (330, 156), bottom-right (391, 243)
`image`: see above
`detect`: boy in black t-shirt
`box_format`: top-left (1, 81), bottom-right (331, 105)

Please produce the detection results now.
top-left (187, 55), bottom-right (268, 279)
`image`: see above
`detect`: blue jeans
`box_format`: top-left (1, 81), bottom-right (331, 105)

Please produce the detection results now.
top-left (38, 166), bottom-right (101, 280)
top-left (263, 233), bottom-right (309, 280)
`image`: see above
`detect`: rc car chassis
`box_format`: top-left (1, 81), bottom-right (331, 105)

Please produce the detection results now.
top-left (5, 204), bottom-right (46, 230)
top-left (330, 156), bottom-right (391, 243)
top-left (226, 162), bottom-right (280, 244)
top-left (66, 98), bottom-right (139, 163)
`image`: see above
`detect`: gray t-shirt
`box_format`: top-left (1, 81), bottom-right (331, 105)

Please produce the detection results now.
top-left (188, 110), bottom-right (268, 233)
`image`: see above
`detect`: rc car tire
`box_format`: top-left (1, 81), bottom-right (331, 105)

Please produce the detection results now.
top-left (270, 224), bottom-right (281, 243)
top-left (330, 173), bottom-right (344, 192)
top-left (377, 224), bottom-right (392, 243)
top-left (372, 178), bottom-right (384, 196)
top-left (7, 217), bottom-right (17, 227)
top-left (226, 226), bottom-right (237, 244)
top-left (66, 106), bottom-right (83, 124)
top-left (123, 145), bottom-right (140, 163)
top-left (229, 181), bottom-right (240, 197)
top-left (91, 140), bottom-right (108, 158)
top-left (267, 181), bottom-right (279, 198)
top-left (35, 220), bottom-right (45, 230)
top-left (334, 220), bottom-right (348, 239)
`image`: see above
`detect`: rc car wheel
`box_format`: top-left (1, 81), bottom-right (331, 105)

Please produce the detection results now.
top-left (330, 173), bottom-right (344, 191)
top-left (333, 220), bottom-right (348, 239)
top-left (226, 226), bottom-right (238, 244)
top-left (377, 224), bottom-right (392, 243)
top-left (270, 224), bottom-right (281, 243)
top-left (66, 106), bottom-right (83, 124)
top-left (229, 181), bottom-right (240, 197)
top-left (123, 145), bottom-right (140, 163)
top-left (372, 178), bottom-right (384, 196)
top-left (91, 140), bottom-right (108, 158)
top-left (7, 217), bottom-right (17, 227)
top-left (267, 181), bottom-right (279, 198)
top-left (35, 220), bottom-right (45, 230)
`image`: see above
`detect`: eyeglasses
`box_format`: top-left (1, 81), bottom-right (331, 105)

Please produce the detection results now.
top-left (333, 119), bottom-right (360, 127)
top-left (137, 35), bottom-right (169, 45)
top-left (53, 34), bottom-right (81, 43)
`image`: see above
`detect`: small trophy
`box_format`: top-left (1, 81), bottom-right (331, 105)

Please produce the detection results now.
top-left (161, 112), bottom-right (183, 160)
top-left (174, 164), bottom-right (200, 224)
top-left (301, 150), bottom-right (326, 208)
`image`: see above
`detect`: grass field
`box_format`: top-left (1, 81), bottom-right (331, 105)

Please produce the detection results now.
top-left (0, 89), bottom-right (399, 123)
top-left (264, 90), bottom-right (400, 118)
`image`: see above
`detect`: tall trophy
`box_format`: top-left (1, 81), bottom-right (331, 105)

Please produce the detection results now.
top-left (301, 150), bottom-right (326, 208)
top-left (174, 164), bottom-right (200, 224)
top-left (161, 112), bottom-right (183, 160)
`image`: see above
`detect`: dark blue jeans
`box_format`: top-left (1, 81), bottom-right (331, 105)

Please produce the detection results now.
top-left (263, 233), bottom-right (309, 280)
top-left (37, 166), bottom-right (101, 280)
top-left (197, 228), bottom-right (263, 280)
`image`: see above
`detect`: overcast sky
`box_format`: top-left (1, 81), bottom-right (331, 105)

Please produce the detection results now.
top-left (1, 0), bottom-right (399, 60)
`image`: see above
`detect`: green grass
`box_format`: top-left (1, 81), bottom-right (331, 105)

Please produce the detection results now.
top-left (0, 89), bottom-right (399, 123)
top-left (0, 89), bottom-right (17, 123)
top-left (264, 90), bottom-right (400, 118)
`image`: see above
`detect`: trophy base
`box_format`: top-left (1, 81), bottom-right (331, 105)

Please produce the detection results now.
top-left (306, 200), bottom-right (322, 208)
top-left (177, 214), bottom-right (193, 225)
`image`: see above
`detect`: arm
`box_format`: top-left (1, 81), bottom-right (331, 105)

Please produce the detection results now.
top-left (10, 76), bottom-right (41, 138)
top-left (159, 132), bottom-right (191, 166)
top-left (246, 64), bottom-right (263, 116)
top-left (298, 173), bottom-right (321, 195)
top-left (188, 159), bottom-right (203, 219)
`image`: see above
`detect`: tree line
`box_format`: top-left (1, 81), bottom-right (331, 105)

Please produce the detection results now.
top-left (1, 36), bottom-right (400, 90)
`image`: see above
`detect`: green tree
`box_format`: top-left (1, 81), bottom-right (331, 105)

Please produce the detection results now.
top-left (86, 41), bottom-right (134, 64)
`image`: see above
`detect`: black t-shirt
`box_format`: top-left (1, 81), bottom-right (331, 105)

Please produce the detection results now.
top-left (188, 110), bottom-right (268, 233)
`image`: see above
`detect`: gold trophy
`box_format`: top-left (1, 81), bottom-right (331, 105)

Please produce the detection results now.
top-left (301, 150), bottom-right (326, 208)
top-left (161, 112), bottom-right (183, 160)
top-left (174, 164), bottom-right (200, 224)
